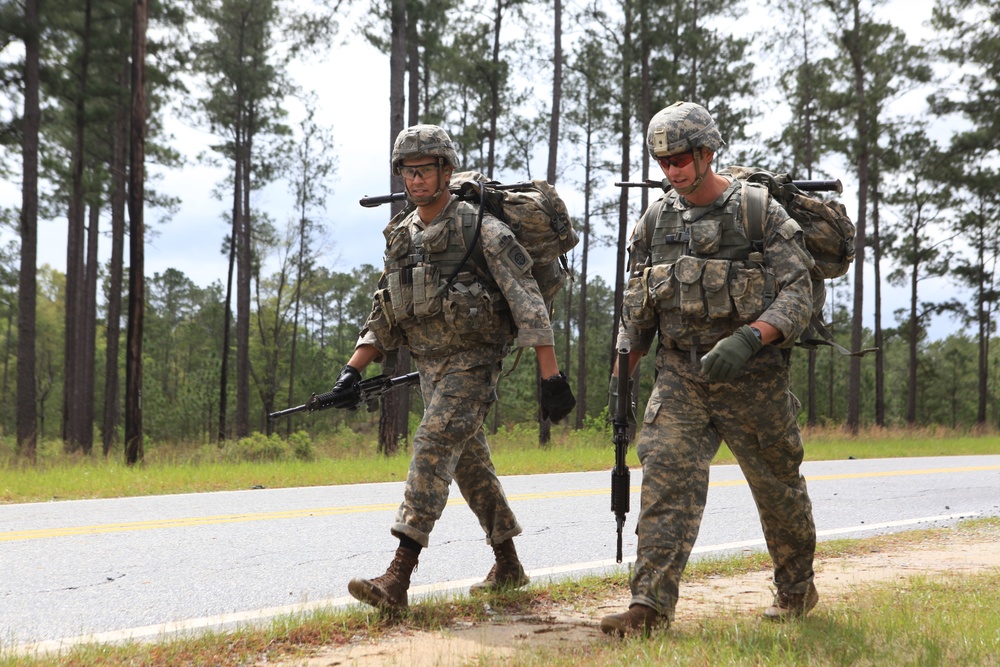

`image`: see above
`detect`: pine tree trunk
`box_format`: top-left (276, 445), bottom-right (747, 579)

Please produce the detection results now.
top-left (379, 0), bottom-right (408, 457)
top-left (102, 56), bottom-right (129, 456)
top-left (846, 0), bottom-right (868, 434)
top-left (546, 0), bottom-right (562, 185)
top-left (125, 0), bottom-right (148, 466)
top-left (81, 203), bottom-right (100, 454)
top-left (64, 0), bottom-right (94, 452)
top-left (16, 0), bottom-right (41, 461)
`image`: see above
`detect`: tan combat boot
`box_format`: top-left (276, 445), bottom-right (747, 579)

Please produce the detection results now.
top-left (347, 546), bottom-right (419, 611)
top-left (600, 604), bottom-right (667, 637)
top-left (469, 539), bottom-right (530, 594)
top-left (763, 581), bottom-right (819, 621)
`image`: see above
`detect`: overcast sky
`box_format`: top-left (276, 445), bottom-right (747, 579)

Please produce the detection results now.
top-left (1, 0), bottom-right (965, 340)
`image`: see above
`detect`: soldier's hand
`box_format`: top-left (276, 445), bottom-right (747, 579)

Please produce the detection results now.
top-left (329, 364), bottom-right (363, 409)
top-left (607, 375), bottom-right (637, 425)
top-left (700, 325), bottom-right (763, 382)
top-left (540, 372), bottom-right (576, 423)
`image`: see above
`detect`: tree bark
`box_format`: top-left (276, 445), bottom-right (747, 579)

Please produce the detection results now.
top-left (64, 0), bottom-right (94, 451)
top-left (546, 0), bottom-right (562, 185)
top-left (379, 0), bottom-right (408, 456)
top-left (16, 0), bottom-right (41, 461)
top-left (81, 203), bottom-right (100, 454)
top-left (575, 124), bottom-right (592, 429)
top-left (846, 0), bottom-right (868, 434)
top-left (611, 3), bottom-right (633, 378)
top-left (236, 101), bottom-right (254, 438)
top-left (102, 54), bottom-right (129, 456)
top-left (125, 0), bottom-right (148, 466)
top-left (871, 180), bottom-right (884, 427)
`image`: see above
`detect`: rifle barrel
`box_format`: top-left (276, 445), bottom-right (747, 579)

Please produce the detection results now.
top-left (268, 404), bottom-right (308, 420)
top-left (359, 182), bottom-right (538, 208)
top-left (615, 178), bottom-right (843, 193)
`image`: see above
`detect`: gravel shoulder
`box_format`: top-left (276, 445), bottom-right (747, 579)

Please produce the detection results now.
top-left (278, 529), bottom-right (1000, 666)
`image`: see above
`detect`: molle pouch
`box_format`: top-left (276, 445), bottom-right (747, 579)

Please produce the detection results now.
top-left (703, 259), bottom-right (733, 319)
top-left (417, 220), bottom-right (450, 253)
top-left (730, 267), bottom-right (766, 321)
top-left (674, 255), bottom-right (706, 318)
top-left (443, 281), bottom-right (493, 331)
top-left (386, 270), bottom-right (415, 323)
top-left (366, 289), bottom-right (396, 341)
top-left (647, 263), bottom-right (677, 309)
top-left (689, 219), bottom-right (723, 255)
top-left (375, 288), bottom-right (397, 327)
top-left (385, 225), bottom-right (410, 261)
top-left (411, 265), bottom-right (442, 318)
top-left (623, 267), bottom-right (654, 325)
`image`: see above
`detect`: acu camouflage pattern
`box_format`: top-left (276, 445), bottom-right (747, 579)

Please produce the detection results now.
top-left (359, 195), bottom-right (555, 359)
top-left (629, 345), bottom-right (816, 618)
top-left (622, 179), bottom-right (815, 355)
top-left (392, 124), bottom-right (459, 172)
top-left (646, 101), bottom-right (726, 158)
top-left (391, 348), bottom-right (522, 548)
top-left (356, 195), bottom-right (556, 548)
top-left (619, 174), bottom-right (817, 618)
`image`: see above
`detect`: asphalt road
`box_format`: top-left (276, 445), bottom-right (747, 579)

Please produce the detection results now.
top-left (2, 454), bottom-right (998, 652)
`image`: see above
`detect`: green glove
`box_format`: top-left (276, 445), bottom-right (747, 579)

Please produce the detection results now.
top-left (700, 325), bottom-right (763, 382)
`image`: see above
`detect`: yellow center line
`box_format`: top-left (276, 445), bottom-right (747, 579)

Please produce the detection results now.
top-left (3, 465), bottom-right (997, 543)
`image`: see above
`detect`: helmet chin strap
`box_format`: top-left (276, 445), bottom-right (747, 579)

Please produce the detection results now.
top-left (672, 149), bottom-right (709, 196)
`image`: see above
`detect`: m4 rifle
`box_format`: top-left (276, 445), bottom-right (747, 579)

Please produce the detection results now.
top-left (268, 372), bottom-right (420, 420)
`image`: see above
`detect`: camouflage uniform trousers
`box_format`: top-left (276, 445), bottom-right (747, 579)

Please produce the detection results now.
top-left (391, 346), bottom-right (522, 549)
top-left (630, 344), bottom-right (816, 620)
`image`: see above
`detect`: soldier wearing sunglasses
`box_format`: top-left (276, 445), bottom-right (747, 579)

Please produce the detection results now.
top-left (601, 102), bottom-right (819, 636)
top-left (340, 124), bottom-right (575, 612)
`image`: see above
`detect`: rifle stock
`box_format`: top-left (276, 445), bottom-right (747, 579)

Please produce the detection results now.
top-left (611, 334), bottom-right (632, 563)
top-left (268, 372), bottom-right (421, 420)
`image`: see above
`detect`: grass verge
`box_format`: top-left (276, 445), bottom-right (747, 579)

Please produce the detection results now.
top-left (3, 518), bottom-right (997, 667)
top-left (2, 427), bottom-right (998, 504)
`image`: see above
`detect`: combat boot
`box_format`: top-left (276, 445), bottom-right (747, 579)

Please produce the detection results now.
top-left (763, 581), bottom-right (819, 621)
top-left (347, 546), bottom-right (419, 611)
top-left (469, 539), bottom-right (530, 594)
top-left (600, 604), bottom-right (667, 637)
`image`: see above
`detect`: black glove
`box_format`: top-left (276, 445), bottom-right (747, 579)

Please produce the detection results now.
top-left (540, 372), bottom-right (576, 423)
top-left (329, 365), bottom-right (363, 409)
top-left (700, 325), bottom-right (763, 382)
top-left (607, 375), bottom-right (637, 425)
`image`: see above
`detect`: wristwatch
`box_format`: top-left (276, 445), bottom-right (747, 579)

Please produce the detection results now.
top-left (749, 326), bottom-right (763, 344)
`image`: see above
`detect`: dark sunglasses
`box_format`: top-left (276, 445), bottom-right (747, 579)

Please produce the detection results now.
top-left (657, 152), bottom-right (695, 169)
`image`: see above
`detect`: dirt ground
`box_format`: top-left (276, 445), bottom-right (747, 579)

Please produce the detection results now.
top-left (278, 531), bottom-right (1000, 667)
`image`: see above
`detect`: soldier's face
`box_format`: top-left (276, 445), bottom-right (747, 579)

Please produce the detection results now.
top-left (659, 148), bottom-right (712, 192)
top-left (402, 157), bottom-right (450, 205)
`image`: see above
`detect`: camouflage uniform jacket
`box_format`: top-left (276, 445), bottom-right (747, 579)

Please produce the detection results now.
top-left (621, 177), bottom-right (814, 354)
top-left (357, 194), bottom-right (555, 361)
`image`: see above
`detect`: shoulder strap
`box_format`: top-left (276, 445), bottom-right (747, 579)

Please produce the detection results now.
top-left (641, 194), bottom-right (671, 248)
top-left (740, 181), bottom-right (768, 249)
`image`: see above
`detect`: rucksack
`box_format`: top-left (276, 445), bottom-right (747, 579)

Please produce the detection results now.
top-left (724, 165), bottom-right (874, 357)
top-left (446, 171), bottom-right (579, 307)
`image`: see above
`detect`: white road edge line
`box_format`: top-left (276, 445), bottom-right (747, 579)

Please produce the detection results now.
top-left (13, 511), bottom-right (981, 656)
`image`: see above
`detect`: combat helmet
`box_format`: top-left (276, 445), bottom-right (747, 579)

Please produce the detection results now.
top-left (392, 124), bottom-right (460, 173)
top-left (646, 101), bottom-right (725, 158)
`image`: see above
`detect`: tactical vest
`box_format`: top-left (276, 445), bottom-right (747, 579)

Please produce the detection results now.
top-left (378, 201), bottom-right (513, 352)
top-left (626, 180), bottom-right (775, 348)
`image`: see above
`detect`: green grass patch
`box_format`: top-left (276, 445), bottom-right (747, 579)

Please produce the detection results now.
top-left (1, 426), bottom-right (997, 504)
top-left (3, 520), bottom-right (997, 666)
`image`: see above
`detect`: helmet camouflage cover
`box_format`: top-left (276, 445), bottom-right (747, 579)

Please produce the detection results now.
top-left (392, 124), bottom-right (460, 172)
top-left (646, 101), bottom-right (726, 158)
